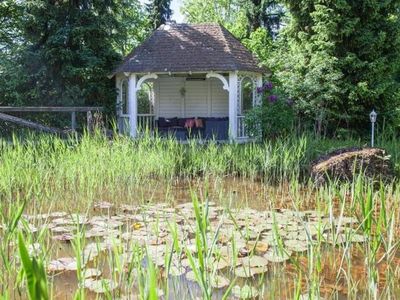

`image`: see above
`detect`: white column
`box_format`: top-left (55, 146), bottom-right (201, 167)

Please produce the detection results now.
top-left (228, 72), bottom-right (238, 140)
top-left (256, 74), bottom-right (263, 106)
top-left (115, 76), bottom-right (122, 132)
top-left (128, 73), bottom-right (137, 138)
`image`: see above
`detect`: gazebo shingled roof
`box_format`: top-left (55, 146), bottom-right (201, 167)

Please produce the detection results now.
top-left (113, 23), bottom-right (266, 74)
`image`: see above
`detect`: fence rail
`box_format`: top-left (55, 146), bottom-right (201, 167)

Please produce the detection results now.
top-left (237, 115), bottom-right (247, 139)
top-left (0, 106), bottom-right (103, 112)
top-left (0, 106), bottom-right (104, 133)
top-left (138, 114), bottom-right (156, 132)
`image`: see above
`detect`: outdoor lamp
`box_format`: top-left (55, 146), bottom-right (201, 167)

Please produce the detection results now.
top-left (369, 110), bottom-right (377, 147)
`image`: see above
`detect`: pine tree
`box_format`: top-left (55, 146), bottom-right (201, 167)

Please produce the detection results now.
top-left (274, 0), bottom-right (400, 133)
top-left (146, 0), bottom-right (172, 29)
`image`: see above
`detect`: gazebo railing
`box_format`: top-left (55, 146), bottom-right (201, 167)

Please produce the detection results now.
top-left (138, 114), bottom-right (156, 132)
top-left (237, 115), bottom-right (248, 139)
top-left (118, 114), bottom-right (156, 135)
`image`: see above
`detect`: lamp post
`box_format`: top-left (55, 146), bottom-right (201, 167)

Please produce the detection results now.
top-left (369, 110), bottom-right (377, 147)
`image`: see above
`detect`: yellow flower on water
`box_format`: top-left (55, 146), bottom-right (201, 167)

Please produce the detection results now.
top-left (132, 222), bottom-right (143, 230)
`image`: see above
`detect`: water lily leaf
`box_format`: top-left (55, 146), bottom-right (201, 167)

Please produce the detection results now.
top-left (51, 226), bottom-right (75, 233)
top-left (47, 257), bottom-right (78, 272)
top-left (246, 241), bottom-right (269, 254)
top-left (84, 278), bottom-right (117, 293)
top-left (94, 201), bottom-right (113, 210)
top-left (210, 275), bottom-right (229, 289)
top-left (231, 284), bottom-right (259, 299)
top-left (284, 240), bottom-right (308, 252)
top-left (239, 255), bottom-right (269, 268)
top-left (234, 265), bottom-right (267, 277)
top-left (53, 233), bottom-right (75, 241)
top-left (84, 268), bottom-right (102, 279)
top-left (263, 249), bottom-right (291, 263)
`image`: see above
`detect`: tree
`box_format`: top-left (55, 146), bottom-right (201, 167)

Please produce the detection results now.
top-left (244, 0), bottom-right (285, 38)
top-left (181, 0), bottom-right (249, 39)
top-left (0, 0), bottom-right (149, 116)
top-left (182, 0), bottom-right (286, 40)
top-left (146, 0), bottom-right (172, 29)
top-left (272, 0), bottom-right (400, 134)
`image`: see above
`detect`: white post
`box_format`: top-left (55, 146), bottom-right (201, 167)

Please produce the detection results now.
top-left (369, 110), bottom-right (377, 148)
top-left (228, 72), bottom-right (238, 140)
top-left (128, 73), bottom-right (137, 138)
top-left (115, 76), bottom-right (122, 132)
top-left (255, 74), bottom-right (263, 106)
top-left (371, 122), bottom-right (375, 147)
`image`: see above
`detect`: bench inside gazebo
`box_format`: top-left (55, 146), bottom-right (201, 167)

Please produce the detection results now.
top-left (112, 23), bottom-right (265, 142)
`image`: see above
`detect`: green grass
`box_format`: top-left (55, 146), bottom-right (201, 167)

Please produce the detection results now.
top-left (0, 131), bottom-right (398, 212)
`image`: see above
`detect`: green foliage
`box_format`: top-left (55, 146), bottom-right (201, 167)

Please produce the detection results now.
top-left (246, 83), bottom-right (295, 139)
top-left (0, 0), bottom-right (149, 119)
top-left (272, 0), bottom-right (400, 133)
top-left (181, 0), bottom-right (248, 39)
top-left (18, 233), bottom-right (49, 300)
top-left (242, 27), bottom-right (273, 68)
top-left (181, 0), bottom-right (284, 40)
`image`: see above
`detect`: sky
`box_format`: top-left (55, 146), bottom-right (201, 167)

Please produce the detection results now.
top-left (170, 0), bottom-right (185, 23)
top-left (140, 0), bottom-right (185, 23)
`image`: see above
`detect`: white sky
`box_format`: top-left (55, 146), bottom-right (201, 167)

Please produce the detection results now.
top-left (140, 0), bottom-right (185, 23)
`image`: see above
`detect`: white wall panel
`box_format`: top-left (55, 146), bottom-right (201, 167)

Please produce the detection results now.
top-left (210, 78), bottom-right (229, 117)
top-left (155, 76), bottom-right (229, 118)
top-left (185, 80), bottom-right (208, 117)
top-left (156, 77), bottom-right (184, 118)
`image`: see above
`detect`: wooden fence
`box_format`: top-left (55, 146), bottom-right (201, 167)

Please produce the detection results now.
top-left (0, 106), bottom-right (103, 134)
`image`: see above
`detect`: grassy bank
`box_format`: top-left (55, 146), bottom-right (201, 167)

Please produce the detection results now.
top-left (0, 132), bottom-right (398, 209)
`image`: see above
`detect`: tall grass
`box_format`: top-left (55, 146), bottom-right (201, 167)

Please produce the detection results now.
top-left (0, 131), bottom-right (398, 213)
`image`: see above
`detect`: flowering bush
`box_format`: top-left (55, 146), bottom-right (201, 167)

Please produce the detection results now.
top-left (245, 81), bottom-right (295, 140)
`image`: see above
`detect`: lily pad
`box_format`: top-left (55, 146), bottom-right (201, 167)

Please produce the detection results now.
top-left (210, 275), bottom-right (230, 289)
top-left (231, 284), bottom-right (259, 299)
top-left (263, 249), bottom-right (291, 263)
top-left (239, 255), bottom-right (269, 268)
top-left (53, 233), bottom-right (75, 241)
top-left (245, 241), bottom-right (269, 254)
top-left (94, 201), bottom-right (113, 210)
top-left (84, 268), bottom-right (102, 279)
top-left (84, 278), bottom-right (117, 293)
top-left (234, 265), bottom-right (267, 277)
top-left (48, 257), bottom-right (78, 272)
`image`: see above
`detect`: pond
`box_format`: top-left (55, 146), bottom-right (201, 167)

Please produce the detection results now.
top-left (6, 177), bottom-right (400, 299)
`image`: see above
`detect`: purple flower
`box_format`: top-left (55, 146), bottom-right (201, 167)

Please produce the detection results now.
top-left (268, 94), bottom-right (278, 103)
top-left (263, 81), bottom-right (273, 90)
top-left (256, 86), bottom-right (263, 94)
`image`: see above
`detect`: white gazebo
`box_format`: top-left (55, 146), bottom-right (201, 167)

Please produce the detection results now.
top-left (112, 23), bottom-right (266, 141)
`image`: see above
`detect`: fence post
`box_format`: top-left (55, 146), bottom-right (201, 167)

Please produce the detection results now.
top-left (71, 111), bottom-right (77, 131)
top-left (87, 111), bottom-right (93, 132)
